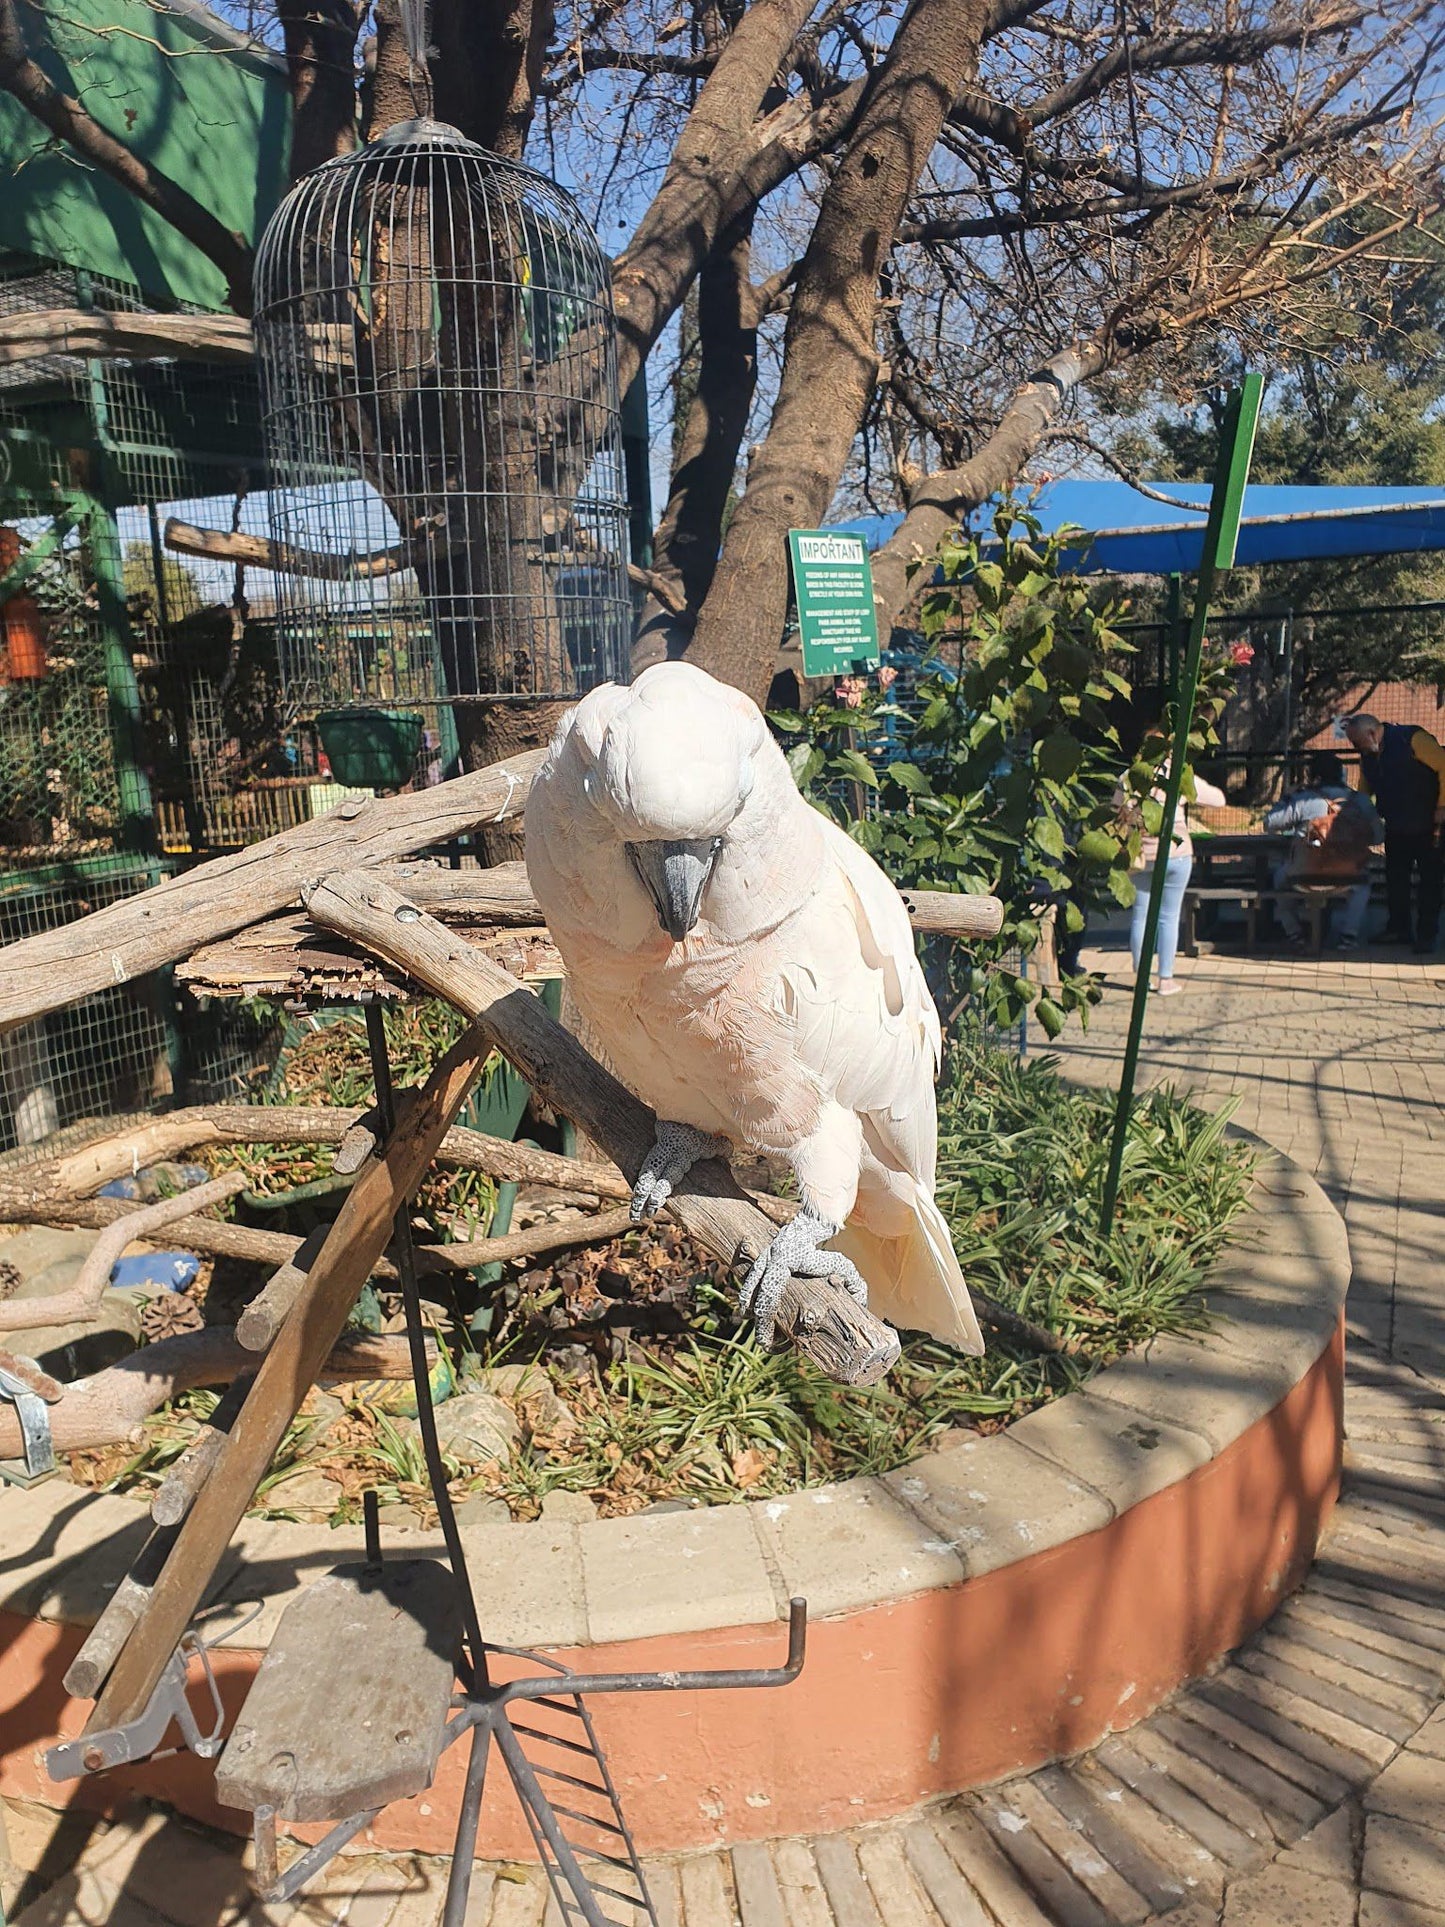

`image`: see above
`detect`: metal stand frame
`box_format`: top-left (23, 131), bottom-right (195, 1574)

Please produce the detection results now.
top-left (53, 998), bottom-right (809, 1927)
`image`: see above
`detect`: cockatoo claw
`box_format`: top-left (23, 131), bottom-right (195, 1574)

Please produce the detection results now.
top-left (630, 1121), bottom-right (731, 1221)
top-left (739, 1210), bottom-right (868, 1348)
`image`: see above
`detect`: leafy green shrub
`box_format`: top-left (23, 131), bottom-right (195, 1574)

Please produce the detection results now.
top-left (774, 504), bottom-right (1235, 1037)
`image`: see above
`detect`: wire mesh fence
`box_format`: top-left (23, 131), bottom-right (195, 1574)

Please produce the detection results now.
top-left (0, 256), bottom-right (301, 1154)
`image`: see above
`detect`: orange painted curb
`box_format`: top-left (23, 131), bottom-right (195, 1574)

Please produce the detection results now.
top-left (0, 1317), bottom-right (1343, 1858)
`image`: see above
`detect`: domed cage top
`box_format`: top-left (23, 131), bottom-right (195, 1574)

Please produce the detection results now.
top-left (253, 119), bottom-right (632, 735)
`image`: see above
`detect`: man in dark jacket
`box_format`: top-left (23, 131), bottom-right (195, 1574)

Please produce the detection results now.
top-left (1342, 713), bottom-right (1445, 952)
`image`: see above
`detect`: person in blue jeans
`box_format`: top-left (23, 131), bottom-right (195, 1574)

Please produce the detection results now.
top-left (1123, 769), bottom-right (1227, 995)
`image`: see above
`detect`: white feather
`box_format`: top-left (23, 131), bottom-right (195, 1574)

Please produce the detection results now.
top-left (524, 662), bottom-right (983, 1352)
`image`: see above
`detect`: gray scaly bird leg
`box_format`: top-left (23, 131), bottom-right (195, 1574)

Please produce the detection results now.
top-left (740, 1211), bottom-right (868, 1349)
top-left (630, 1121), bottom-right (732, 1221)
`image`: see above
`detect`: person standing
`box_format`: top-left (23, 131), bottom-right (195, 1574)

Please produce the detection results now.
top-left (1341, 713), bottom-right (1445, 953)
top-left (1119, 765), bottom-right (1227, 996)
top-left (1264, 752), bottom-right (1385, 951)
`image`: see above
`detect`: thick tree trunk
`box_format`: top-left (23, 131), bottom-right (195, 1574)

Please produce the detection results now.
top-left (687, 0), bottom-right (992, 704)
top-left (432, 0), bottom-right (554, 160)
top-left (279, 0), bottom-right (363, 179)
top-left (633, 223), bottom-right (761, 672)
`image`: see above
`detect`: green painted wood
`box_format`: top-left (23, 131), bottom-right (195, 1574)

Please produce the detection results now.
top-left (0, 0), bottom-right (291, 312)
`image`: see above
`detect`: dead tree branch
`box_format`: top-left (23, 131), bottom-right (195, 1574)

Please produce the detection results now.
top-left (0, 1330), bottom-right (426, 1460)
top-left (0, 1174), bottom-right (247, 1334)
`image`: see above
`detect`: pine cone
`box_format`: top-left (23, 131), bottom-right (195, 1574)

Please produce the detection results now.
top-left (0, 1259), bottom-right (19, 1302)
top-left (140, 1295), bottom-right (205, 1343)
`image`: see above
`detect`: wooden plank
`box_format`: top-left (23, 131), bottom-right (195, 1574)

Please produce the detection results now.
top-left (1294, 1583), bottom-right (1445, 1662)
top-left (1170, 1688), bottom-right (1354, 1806)
top-left (810, 1834), bottom-right (884, 1927)
top-left (1032, 1762), bottom-right (1196, 1913)
top-left (900, 1822), bottom-right (992, 1927)
top-left (1067, 1755), bottom-right (1225, 1908)
top-left (932, 1808), bottom-right (1056, 1927)
top-left (1126, 1715), bottom-right (1310, 1850)
top-left (995, 1778), bottom-right (1150, 1922)
top-left (1208, 1661), bottom-right (1396, 1770)
top-left (1312, 1562), bottom-right (1445, 1634)
top-left (1275, 1602), bottom-right (1443, 1695)
top-left (1146, 1709), bottom-right (1326, 1841)
top-left (852, 1830), bottom-right (942, 1927)
top-left (1237, 1643), bottom-right (1423, 1742)
top-left (83, 1026), bottom-right (493, 1737)
top-left (0, 748), bottom-right (544, 1036)
top-left (215, 1560), bottom-right (460, 1820)
top-left (304, 873), bottom-right (900, 1387)
top-left (729, 1844), bottom-right (786, 1927)
top-left (769, 1840), bottom-right (837, 1927)
top-left (1092, 1735), bottom-right (1266, 1873)
top-left (971, 1790), bottom-right (1116, 1927)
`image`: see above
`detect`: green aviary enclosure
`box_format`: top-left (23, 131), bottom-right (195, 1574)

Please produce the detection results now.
top-left (0, 0), bottom-right (294, 1154)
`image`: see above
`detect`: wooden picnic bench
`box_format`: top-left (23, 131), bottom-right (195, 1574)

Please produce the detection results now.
top-left (1182, 880), bottom-right (1357, 957)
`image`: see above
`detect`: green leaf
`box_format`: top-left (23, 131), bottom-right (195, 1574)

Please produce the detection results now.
top-left (1033, 816), bottom-right (1066, 860)
top-left (1035, 997), bottom-right (1065, 1039)
top-left (1106, 867), bottom-right (1137, 907)
top-left (886, 760), bottom-right (933, 796)
top-left (1078, 829), bottom-right (1118, 865)
top-left (1035, 732), bottom-right (1082, 781)
top-left (832, 749), bottom-right (879, 788)
top-left (786, 742), bottom-right (819, 786)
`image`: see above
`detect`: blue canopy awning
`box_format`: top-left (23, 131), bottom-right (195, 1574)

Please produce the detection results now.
top-left (837, 482), bottom-right (1445, 577)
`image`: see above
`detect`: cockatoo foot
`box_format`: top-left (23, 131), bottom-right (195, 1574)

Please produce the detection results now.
top-left (739, 1211), bottom-right (868, 1348)
top-left (630, 1121), bottom-right (732, 1221)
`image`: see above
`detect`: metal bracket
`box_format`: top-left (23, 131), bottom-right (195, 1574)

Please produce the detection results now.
top-left (46, 1634), bottom-right (225, 1780)
top-left (0, 1363), bottom-right (56, 1480)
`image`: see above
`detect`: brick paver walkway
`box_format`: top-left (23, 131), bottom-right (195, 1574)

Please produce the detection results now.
top-left (5, 946), bottom-right (1444, 1927)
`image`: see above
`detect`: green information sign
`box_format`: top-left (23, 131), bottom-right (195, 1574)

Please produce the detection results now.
top-left (787, 530), bottom-right (882, 677)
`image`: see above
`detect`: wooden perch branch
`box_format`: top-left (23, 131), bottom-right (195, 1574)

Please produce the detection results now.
top-left (304, 872), bottom-right (901, 1386)
top-left (378, 861), bottom-right (1006, 939)
top-left (3, 1102), bottom-right (630, 1209)
top-left (0, 1173), bottom-right (247, 1334)
top-left (164, 517), bottom-right (409, 583)
top-left (0, 1330), bottom-right (424, 1460)
top-left (0, 747), bottom-right (545, 1038)
top-left (0, 309), bottom-right (253, 372)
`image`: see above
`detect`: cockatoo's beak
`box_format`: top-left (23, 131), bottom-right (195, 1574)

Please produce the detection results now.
top-left (626, 837), bottom-right (722, 942)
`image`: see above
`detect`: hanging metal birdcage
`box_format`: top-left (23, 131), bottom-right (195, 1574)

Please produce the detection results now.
top-left (252, 118), bottom-right (632, 758)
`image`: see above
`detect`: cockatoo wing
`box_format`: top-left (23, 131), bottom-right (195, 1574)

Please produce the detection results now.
top-left (773, 815), bottom-right (982, 1352)
top-left (775, 814), bottom-right (941, 1189)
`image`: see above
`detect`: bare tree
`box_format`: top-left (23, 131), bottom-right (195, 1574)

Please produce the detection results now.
top-left (2, 0), bottom-right (1441, 712)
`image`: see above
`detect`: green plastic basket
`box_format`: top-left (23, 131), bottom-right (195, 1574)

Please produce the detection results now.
top-left (315, 707), bottom-right (424, 792)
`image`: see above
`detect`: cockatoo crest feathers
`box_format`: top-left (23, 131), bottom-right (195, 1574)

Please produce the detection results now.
top-left (549, 663), bottom-right (767, 842)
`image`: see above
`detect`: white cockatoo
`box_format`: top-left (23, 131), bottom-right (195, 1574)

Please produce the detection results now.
top-left (524, 661), bottom-right (983, 1353)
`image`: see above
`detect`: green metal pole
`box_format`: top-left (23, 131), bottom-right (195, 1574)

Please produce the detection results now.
top-left (1099, 374), bottom-right (1263, 1234)
top-left (1164, 571), bottom-right (1183, 704)
top-left (81, 494), bottom-right (158, 859)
